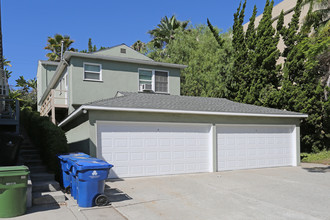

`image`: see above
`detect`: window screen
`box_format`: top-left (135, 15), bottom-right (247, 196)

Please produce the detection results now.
top-left (155, 71), bottom-right (168, 93)
top-left (84, 64), bottom-right (101, 80)
top-left (139, 69), bottom-right (153, 89)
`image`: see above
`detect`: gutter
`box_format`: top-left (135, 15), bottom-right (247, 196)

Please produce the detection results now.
top-left (64, 52), bottom-right (187, 69)
top-left (58, 105), bottom-right (308, 127)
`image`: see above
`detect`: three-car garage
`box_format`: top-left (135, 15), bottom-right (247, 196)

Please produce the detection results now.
top-left (97, 121), bottom-right (297, 178)
top-left (61, 92), bottom-right (307, 179)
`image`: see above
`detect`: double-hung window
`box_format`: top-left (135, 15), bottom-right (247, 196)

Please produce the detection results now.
top-left (139, 69), bottom-right (168, 93)
top-left (83, 63), bottom-right (102, 81)
top-left (139, 69), bottom-right (153, 90)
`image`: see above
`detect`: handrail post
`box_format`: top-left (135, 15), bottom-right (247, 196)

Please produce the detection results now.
top-left (51, 89), bottom-right (55, 124)
top-left (15, 99), bottom-right (19, 133)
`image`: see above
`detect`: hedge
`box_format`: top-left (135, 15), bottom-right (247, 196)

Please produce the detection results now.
top-left (20, 108), bottom-right (68, 179)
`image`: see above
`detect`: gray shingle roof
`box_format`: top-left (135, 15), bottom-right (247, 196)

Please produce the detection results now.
top-left (86, 92), bottom-right (306, 117)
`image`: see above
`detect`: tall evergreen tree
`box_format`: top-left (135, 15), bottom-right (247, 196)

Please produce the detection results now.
top-left (278, 0), bottom-right (329, 152)
top-left (245, 5), bottom-right (257, 51)
top-left (230, 0), bottom-right (248, 101)
top-left (303, 0), bottom-right (330, 31)
top-left (245, 0), bottom-right (280, 105)
top-left (281, 0), bottom-right (303, 59)
top-left (88, 38), bottom-right (93, 52)
top-left (207, 18), bottom-right (224, 47)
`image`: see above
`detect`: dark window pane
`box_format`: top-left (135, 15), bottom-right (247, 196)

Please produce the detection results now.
top-left (155, 71), bottom-right (168, 92)
top-left (85, 64), bottom-right (100, 72)
top-left (84, 72), bottom-right (100, 80)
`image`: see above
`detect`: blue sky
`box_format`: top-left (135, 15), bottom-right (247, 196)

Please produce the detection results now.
top-left (2, 0), bottom-right (282, 86)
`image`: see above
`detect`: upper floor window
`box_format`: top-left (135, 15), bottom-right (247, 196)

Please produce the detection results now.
top-left (139, 69), bottom-right (168, 93)
top-left (83, 63), bottom-right (102, 81)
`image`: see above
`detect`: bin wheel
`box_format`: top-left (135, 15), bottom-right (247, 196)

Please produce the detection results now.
top-left (95, 194), bottom-right (108, 206)
top-left (65, 186), bottom-right (71, 194)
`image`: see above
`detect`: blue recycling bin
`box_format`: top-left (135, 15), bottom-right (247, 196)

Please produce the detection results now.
top-left (72, 158), bottom-right (113, 207)
top-left (58, 153), bottom-right (90, 191)
top-left (67, 155), bottom-right (92, 199)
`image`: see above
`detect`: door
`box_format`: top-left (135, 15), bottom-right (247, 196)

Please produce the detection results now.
top-left (217, 125), bottom-right (296, 171)
top-left (97, 122), bottom-right (212, 178)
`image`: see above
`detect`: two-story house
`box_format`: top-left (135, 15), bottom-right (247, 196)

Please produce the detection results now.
top-left (37, 44), bottom-right (183, 123)
top-left (37, 44), bottom-right (307, 179)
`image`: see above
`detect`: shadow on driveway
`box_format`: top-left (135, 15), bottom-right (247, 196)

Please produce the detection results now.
top-left (104, 184), bottom-right (132, 203)
top-left (26, 202), bottom-right (61, 214)
top-left (303, 166), bottom-right (330, 173)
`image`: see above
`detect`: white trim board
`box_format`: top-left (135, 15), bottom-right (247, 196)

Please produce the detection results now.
top-left (58, 105), bottom-right (308, 127)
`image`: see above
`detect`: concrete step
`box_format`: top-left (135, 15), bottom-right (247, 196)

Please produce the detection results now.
top-left (20, 149), bottom-right (40, 155)
top-left (28, 165), bottom-right (47, 173)
top-left (24, 159), bottom-right (43, 166)
top-left (21, 154), bottom-right (41, 161)
top-left (31, 172), bottom-right (55, 182)
top-left (20, 142), bottom-right (34, 148)
top-left (32, 180), bottom-right (61, 192)
top-left (20, 146), bottom-right (36, 151)
top-left (32, 191), bottom-right (66, 205)
top-left (21, 141), bottom-right (32, 146)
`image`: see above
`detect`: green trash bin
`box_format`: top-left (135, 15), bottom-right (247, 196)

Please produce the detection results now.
top-left (0, 166), bottom-right (30, 218)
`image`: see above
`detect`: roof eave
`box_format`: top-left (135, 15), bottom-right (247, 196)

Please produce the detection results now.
top-left (58, 105), bottom-right (308, 127)
top-left (64, 51), bottom-right (187, 69)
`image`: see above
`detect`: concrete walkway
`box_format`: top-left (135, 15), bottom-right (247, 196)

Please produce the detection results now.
top-left (5, 163), bottom-right (330, 220)
top-left (4, 194), bottom-right (127, 220)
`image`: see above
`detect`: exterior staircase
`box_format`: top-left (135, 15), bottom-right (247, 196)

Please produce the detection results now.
top-left (18, 134), bottom-right (66, 206)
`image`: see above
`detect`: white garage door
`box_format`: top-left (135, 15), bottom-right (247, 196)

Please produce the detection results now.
top-left (217, 125), bottom-right (296, 171)
top-left (97, 122), bottom-right (212, 178)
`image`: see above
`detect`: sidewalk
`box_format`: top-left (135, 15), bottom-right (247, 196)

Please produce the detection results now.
top-left (4, 193), bottom-right (127, 220)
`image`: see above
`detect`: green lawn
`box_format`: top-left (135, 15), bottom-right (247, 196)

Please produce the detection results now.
top-left (301, 150), bottom-right (330, 165)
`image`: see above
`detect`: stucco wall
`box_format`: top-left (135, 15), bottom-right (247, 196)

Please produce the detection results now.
top-left (64, 114), bottom-right (91, 154)
top-left (36, 62), bottom-right (58, 110)
top-left (93, 44), bottom-right (152, 61)
top-left (68, 57), bottom-right (181, 113)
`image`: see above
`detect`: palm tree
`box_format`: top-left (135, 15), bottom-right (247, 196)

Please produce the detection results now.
top-left (3, 57), bottom-right (11, 79)
top-left (131, 40), bottom-right (146, 52)
top-left (44, 34), bottom-right (76, 61)
top-left (148, 15), bottom-right (189, 49)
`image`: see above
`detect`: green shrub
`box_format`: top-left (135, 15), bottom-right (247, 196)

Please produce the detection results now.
top-left (301, 150), bottom-right (330, 164)
top-left (20, 108), bottom-right (68, 178)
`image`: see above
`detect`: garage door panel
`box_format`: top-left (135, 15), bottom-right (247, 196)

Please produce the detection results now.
top-left (98, 122), bottom-right (212, 178)
top-left (217, 125), bottom-right (295, 171)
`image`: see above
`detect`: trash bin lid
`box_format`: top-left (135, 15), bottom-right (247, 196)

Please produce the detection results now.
top-left (73, 159), bottom-right (113, 171)
top-left (68, 156), bottom-right (92, 162)
top-left (58, 153), bottom-right (90, 161)
top-left (0, 166), bottom-right (29, 176)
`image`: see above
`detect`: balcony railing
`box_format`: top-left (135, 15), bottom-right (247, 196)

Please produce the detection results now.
top-left (0, 99), bottom-right (20, 133)
top-left (40, 89), bottom-right (68, 123)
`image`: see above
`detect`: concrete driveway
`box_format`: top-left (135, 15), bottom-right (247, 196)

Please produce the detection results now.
top-left (106, 164), bottom-right (330, 220)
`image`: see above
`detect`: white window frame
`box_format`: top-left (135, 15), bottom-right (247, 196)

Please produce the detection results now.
top-left (138, 68), bottom-right (169, 93)
top-left (83, 62), bottom-right (102, 82)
